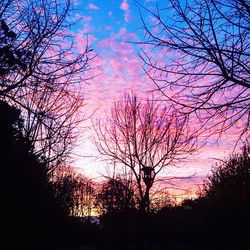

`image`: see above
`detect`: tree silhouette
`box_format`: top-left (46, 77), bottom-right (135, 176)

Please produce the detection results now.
top-left (199, 144), bottom-right (250, 246)
top-left (203, 144), bottom-right (250, 210)
top-left (96, 177), bottom-right (140, 249)
top-left (0, 0), bottom-right (94, 167)
top-left (52, 166), bottom-right (79, 216)
top-left (0, 19), bottom-right (29, 76)
top-left (138, 0), bottom-right (250, 141)
top-left (0, 100), bottom-right (68, 249)
top-left (96, 177), bottom-right (136, 214)
top-left (51, 165), bottom-right (96, 217)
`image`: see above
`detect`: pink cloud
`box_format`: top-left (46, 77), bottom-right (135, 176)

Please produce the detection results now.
top-left (124, 12), bottom-right (131, 23)
top-left (87, 3), bottom-right (99, 10)
top-left (72, 26), bottom-right (242, 199)
top-left (85, 29), bottom-right (154, 123)
top-left (120, 0), bottom-right (129, 11)
top-left (82, 15), bottom-right (93, 23)
top-left (109, 58), bottom-right (124, 75)
top-left (74, 29), bottom-right (96, 53)
top-left (115, 27), bottom-right (137, 40)
top-left (98, 38), bottom-right (117, 49)
top-left (120, 0), bottom-right (131, 23)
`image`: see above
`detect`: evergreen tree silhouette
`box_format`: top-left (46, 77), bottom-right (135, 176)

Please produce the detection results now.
top-left (0, 101), bottom-right (67, 249)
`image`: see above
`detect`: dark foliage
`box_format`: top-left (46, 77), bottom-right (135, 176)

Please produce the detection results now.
top-left (201, 145), bottom-right (250, 247)
top-left (51, 167), bottom-right (96, 218)
top-left (52, 170), bottom-right (79, 216)
top-left (90, 145), bottom-right (250, 249)
top-left (96, 178), bottom-right (136, 214)
top-left (95, 178), bottom-right (143, 249)
top-left (0, 20), bottom-right (30, 76)
top-left (204, 145), bottom-right (250, 206)
top-left (149, 146), bottom-right (250, 249)
top-left (99, 208), bottom-right (140, 249)
top-left (0, 101), bottom-right (69, 249)
top-left (0, 100), bottom-right (104, 249)
top-left (1, 99), bottom-right (248, 250)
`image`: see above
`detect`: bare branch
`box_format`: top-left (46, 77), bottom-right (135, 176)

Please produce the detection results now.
top-left (137, 0), bottom-right (250, 142)
top-left (0, 0), bottom-right (95, 167)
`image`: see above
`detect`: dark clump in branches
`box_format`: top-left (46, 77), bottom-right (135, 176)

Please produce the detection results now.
top-left (137, 0), bottom-right (250, 142)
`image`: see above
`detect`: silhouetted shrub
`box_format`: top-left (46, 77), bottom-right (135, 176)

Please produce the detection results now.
top-left (201, 144), bottom-right (250, 246)
top-left (0, 101), bottom-right (69, 249)
top-left (96, 177), bottom-right (136, 214)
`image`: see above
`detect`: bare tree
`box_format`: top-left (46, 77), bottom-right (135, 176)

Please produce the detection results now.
top-left (0, 0), bottom-right (94, 168)
top-left (51, 166), bottom-right (78, 216)
top-left (51, 165), bottom-right (96, 217)
top-left (137, 0), bottom-right (250, 142)
top-left (74, 174), bottom-right (96, 218)
top-left (94, 93), bottom-right (198, 212)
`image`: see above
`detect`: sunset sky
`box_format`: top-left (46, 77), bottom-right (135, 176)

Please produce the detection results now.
top-left (70, 0), bottom-right (239, 195)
